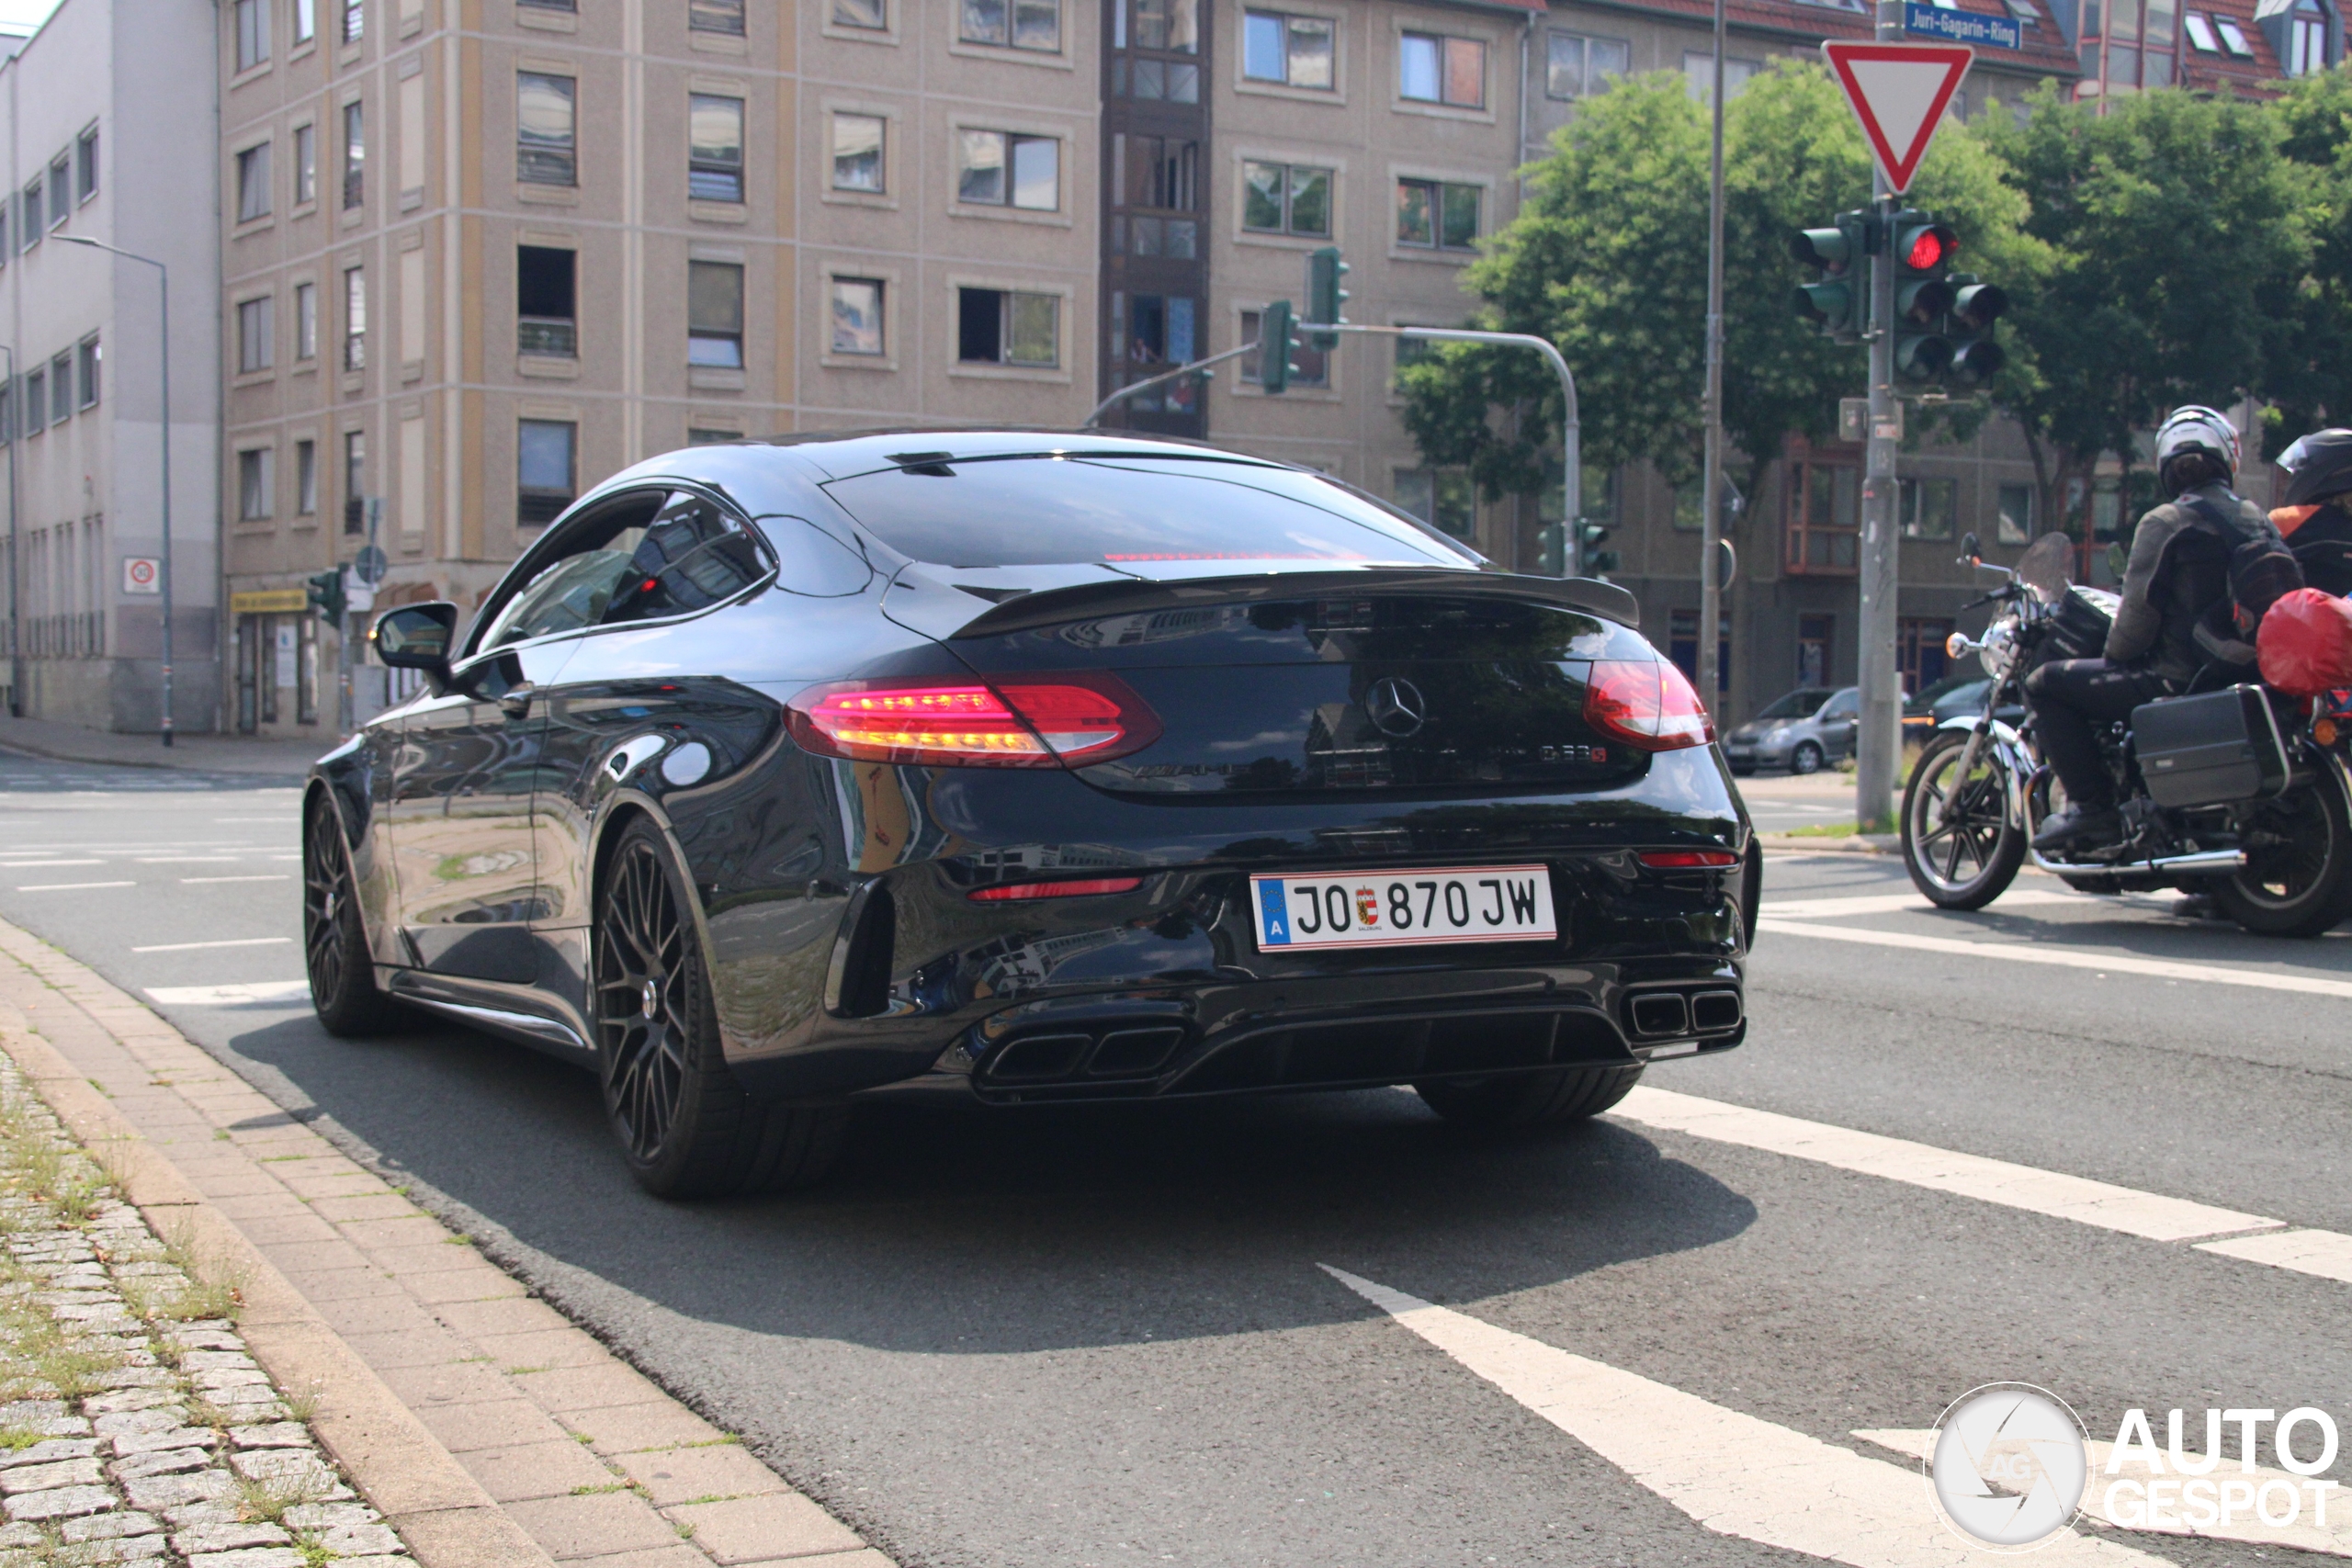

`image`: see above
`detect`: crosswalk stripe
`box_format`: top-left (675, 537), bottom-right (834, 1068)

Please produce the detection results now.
top-left (1758, 917), bottom-right (2352, 998)
top-left (1321, 1267), bottom-right (2166, 1568)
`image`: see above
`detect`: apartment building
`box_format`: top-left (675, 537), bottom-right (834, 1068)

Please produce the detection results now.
top-left (0, 0), bottom-right (220, 734)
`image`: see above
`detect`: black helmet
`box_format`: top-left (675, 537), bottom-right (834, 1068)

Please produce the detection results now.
top-left (2278, 428), bottom-right (2352, 508)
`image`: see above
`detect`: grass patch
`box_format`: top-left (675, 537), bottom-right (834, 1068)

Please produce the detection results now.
top-left (236, 1471), bottom-right (331, 1526)
top-left (1778, 820), bottom-right (1863, 838)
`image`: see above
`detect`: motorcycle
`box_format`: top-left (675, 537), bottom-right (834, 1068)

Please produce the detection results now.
top-left (1898, 531), bottom-right (2352, 935)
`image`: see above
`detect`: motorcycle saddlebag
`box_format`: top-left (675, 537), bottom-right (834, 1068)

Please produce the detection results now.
top-left (2130, 685), bottom-right (2290, 808)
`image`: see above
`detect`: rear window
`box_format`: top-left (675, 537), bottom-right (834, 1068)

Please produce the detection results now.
top-left (820, 455), bottom-right (1474, 570)
top-left (1757, 688), bottom-right (1834, 719)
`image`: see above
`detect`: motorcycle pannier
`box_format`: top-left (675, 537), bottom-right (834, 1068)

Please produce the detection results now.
top-left (2130, 686), bottom-right (2290, 808)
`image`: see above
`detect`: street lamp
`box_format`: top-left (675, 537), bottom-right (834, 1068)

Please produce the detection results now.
top-left (56, 235), bottom-right (173, 747)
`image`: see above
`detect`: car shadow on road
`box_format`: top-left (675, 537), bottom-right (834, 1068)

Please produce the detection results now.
top-left (220, 1012), bottom-right (1757, 1355)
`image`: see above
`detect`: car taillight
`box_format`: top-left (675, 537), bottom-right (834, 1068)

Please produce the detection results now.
top-left (1584, 660), bottom-right (1714, 752)
top-left (968, 876), bottom-right (1146, 902)
top-left (1637, 850), bottom-right (1740, 869)
top-left (786, 673), bottom-right (1161, 769)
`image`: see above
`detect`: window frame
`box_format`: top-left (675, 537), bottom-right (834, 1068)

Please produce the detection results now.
top-left (1544, 28), bottom-right (1630, 99)
top-left (294, 281), bottom-right (318, 361)
top-left (343, 265), bottom-right (368, 371)
top-left (47, 353), bottom-right (69, 424)
top-left (46, 155), bottom-right (69, 230)
top-left (342, 430), bottom-right (367, 535)
top-left (1786, 458), bottom-right (1861, 576)
top-left (75, 335), bottom-right (98, 411)
top-left (956, 128), bottom-right (1061, 212)
top-left (1239, 156), bottom-right (1332, 239)
top-left (516, 418), bottom-right (578, 527)
top-left (831, 111), bottom-right (886, 194)
top-left (238, 446), bottom-right (277, 523)
top-left (74, 126), bottom-right (97, 204)
top-left (295, 437), bottom-right (318, 516)
top-left (516, 71), bottom-right (579, 187)
top-left (1240, 9), bottom-right (1337, 90)
top-left (1239, 305), bottom-right (1329, 389)
top-left (235, 141), bottom-right (273, 224)
top-left (1393, 175), bottom-right (1481, 254)
top-left (234, 0), bottom-right (271, 71)
top-left (691, 0), bottom-right (749, 31)
top-left (686, 93), bottom-right (746, 204)
top-left (954, 285), bottom-right (1061, 370)
top-left (958, 0), bottom-right (1063, 54)
top-left (1396, 28), bottom-right (1487, 109)
top-left (342, 0), bottom-right (363, 44)
top-left (687, 259), bottom-right (746, 368)
top-left (517, 244), bottom-right (578, 358)
top-left (2182, 11), bottom-right (2220, 48)
top-left (342, 99), bottom-right (365, 210)
top-left (292, 122), bottom-right (316, 207)
top-left (238, 296), bottom-right (276, 374)
top-left (292, 0), bottom-right (316, 45)
top-left (830, 276), bottom-right (887, 357)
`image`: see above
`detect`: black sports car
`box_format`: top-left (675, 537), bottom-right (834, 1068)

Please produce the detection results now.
top-left (304, 430), bottom-right (1757, 1196)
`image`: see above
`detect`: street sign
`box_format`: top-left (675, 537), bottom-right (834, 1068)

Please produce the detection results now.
top-left (1821, 41), bottom-right (1973, 195)
top-left (121, 557), bottom-right (160, 595)
top-left (353, 545), bottom-right (389, 586)
top-left (1903, 2), bottom-right (2019, 50)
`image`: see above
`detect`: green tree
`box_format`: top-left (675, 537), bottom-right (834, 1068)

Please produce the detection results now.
top-left (2265, 67), bottom-right (2352, 457)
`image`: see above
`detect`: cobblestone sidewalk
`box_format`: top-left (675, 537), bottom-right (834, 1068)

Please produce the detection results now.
top-left (0, 1056), bottom-right (407, 1567)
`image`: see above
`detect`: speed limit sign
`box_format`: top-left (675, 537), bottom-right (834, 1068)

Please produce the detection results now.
top-left (121, 557), bottom-right (161, 595)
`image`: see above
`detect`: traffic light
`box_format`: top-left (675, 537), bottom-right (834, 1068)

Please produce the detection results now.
top-left (1791, 212), bottom-right (1869, 342)
top-left (1944, 273), bottom-right (2008, 390)
top-left (1892, 212), bottom-right (1958, 386)
top-left (1537, 523), bottom-right (1567, 577)
top-left (305, 569), bottom-right (346, 626)
top-left (1305, 246), bottom-right (1349, 352)
top-left (1577, 521), bottom-right (1618, 577)
top-left (1258, 299), bottom-right (1302, 393)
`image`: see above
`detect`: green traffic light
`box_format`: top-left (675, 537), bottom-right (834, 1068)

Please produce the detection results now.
top-left (1306, 246), bottom-right (1349, 351)
top-left (1794, 281), bottom-right (1853, 329)
top-left (1894, 333), bottom-right (1955, 382)
top-left (1259, 299), bottom-right (1299, 394)
top-left (1950, 281), bottom-right (2007, 331)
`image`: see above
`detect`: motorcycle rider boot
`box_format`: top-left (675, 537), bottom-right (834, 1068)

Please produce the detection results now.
top-left (2031, 802), bottom-right (2120, 852)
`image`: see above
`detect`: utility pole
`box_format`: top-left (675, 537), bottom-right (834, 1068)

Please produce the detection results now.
top-left (1854, 0), bottom-right (1905, 834)
top-left (1699, 0), bottom-right (1728, 718)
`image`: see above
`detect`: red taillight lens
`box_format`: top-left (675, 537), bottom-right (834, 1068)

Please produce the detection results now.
top-left (968, 876), bottom-right (1146, 902)
top-left (1583, 660), bottom-right (1714, 752)
top-left (1637, 850), bottom-right (1741, 869)
top-left (786, 673), bottom-right (1161, 769)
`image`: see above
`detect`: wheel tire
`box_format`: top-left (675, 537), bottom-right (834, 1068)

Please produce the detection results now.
top-left (1790, 742), bottom-right (1825, 776)
top-left (2211, 773), bottom-right (2352, 937)
top-left (1900, 728), bottom-right (2026, 911)
top-left (594, 819), bottom-right (848, 1198)
top-left (303, 798), bottom-right (405, 1037)
top-left (1413, 1064), bottom-right (1645, 1128)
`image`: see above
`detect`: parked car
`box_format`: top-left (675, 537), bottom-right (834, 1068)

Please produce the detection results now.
top-left (305, 430), bottom-right (1758, 1197)
top-left (1903, 673), bottom-right (2025, 740)
top-left (1723, 686), bottom-right (1858, 774)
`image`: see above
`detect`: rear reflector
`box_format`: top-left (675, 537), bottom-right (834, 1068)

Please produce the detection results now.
top-left (787, 673), bottom-right (1161, 769)
top-left (968, 876), bottom-right (1146, 902)
top-left (1637, 850), bottom-right (1741, 869)
top-left (1584, 660), bottom-right (1714, 752)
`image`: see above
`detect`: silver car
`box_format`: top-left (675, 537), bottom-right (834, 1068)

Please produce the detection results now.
top-left (1724, 685), bottom-right (1859, 775)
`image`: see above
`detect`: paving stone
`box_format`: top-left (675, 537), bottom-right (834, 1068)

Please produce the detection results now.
top-left (110, 1426), bottom-right (220, 1456)
top-left (179, 1351), bottom-right (259, 1373)
top-left (3, 1480), bottom-right (117, 1519)
top-left (107, 1447), bottom-right (214, 1481)
top-left (279, 1500), bottom-right (380, 1530)
top-left (0, 1455), bottom-right (104, 1492)
top-left (665, 1493), bottom-right (865, 1564)
top-left (315, 1520), bottom-right (403, 1554)
top-left (93, 1411), bottom-right (185, 1437)
top-left (225, 1423), bottom-right (311, 1450)
top-left (122, 1466), bottom-right (235, 1509)
top-left (185, 1549), bottom-right (308, 1568)
top-left (59, 1508), bottom-right (160, 1540)
top-left (171, 1518), bottom-right (293, 1553)
top-left (85, 1390), bottom-right (182, 1416)
top-left (0, 1438), bottom-right (99, 1468)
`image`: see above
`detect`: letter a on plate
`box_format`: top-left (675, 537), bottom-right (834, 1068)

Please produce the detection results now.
top-left (1822, 41), bottom-right (1972, 194)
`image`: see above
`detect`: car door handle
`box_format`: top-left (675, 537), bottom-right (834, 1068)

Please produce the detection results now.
top-left (500, 683), bottom-right (537, 721)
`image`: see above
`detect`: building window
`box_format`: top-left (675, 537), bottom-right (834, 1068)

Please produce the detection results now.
top-left (1787, 460), bottom-right (1860, 574)
top-left (1898, 616), bottom-right (1954, 696)
top-left (517, 420), bottom-right (575, 526)
top-left (48, 354), bottom-right (69, 423)
top-left (1396, 178), bottom-right (1478, 251)
top-left (1239, 307), bottom-right (1323, 386)
top-left (1241, 159), bottom-right (1329, 237)
top-left (343, 0), bottom-right (362, 43)
top-left (75, 127), bottom-right (97, 203)
top-left (1683, 52), bottom-right (1761, 99)
top-left (688, 95), bottom-right (745, 203)
top-left (831, 277), bottom-right (885, 355)
top-left (957, 288), bottom-right (1058, 367)
top-left (1399, 31), bottom-right (1484, 107)
top-left (1900, 475), bottom-right (1957, 540)
top-left (236, 143), bottom-right (272, 223)
top-left (239, 448), bottom-right (276, 522)
top-left (832, 114), bottom-right (884, 192)
top-left (294, 281), bottom-right (317, 360)
top-left (518, 245), bottom-right (576, 356)
top-left (2215, 16), bottom-right (2254, 52)
top-left (519, 0), bottom-right (576, 8)
top-left (239, 298), bottom-right (275, 372)
top-left (1668, 608), bottom-right (1732, 694)
top-left (1996, 481), bottom-right (2034, 545)
top-left (342, 101), bottom-right (364, 209)
top-left (22, 369), bottom-right (41, 434)
top-left (343, 430), bottom-right (366, 533)
top-left (691, 0), bottom-right (747, 31)
top-left (344, 265), bottom-right (367, 370)
top-left (2184, 11), bottom-right (2220, 48)
top-left (2290, 0), bottom-right (2328, 73)
top-left (1122, 0), bottom-right (1199, 49)
top-left (296, 439), bottom-right (318, 515)
top-left (962, 0), bottom-right (1059, 51)
top-left (1393, 468), bottom-right (1472, 536)
top-left (235, 0), bottom-right (270, 70)
top-left (75, 336), bottom-right (98, 409)
top-left (831, 0), bottom-right (884, 26)
top-left (293, 0), bottom-right (315, 43)
top-left (1241, 10), bottom-right (1333, 86)
top-left (1796, 613), bottom-right (1834, 686)
top-left (292, 124), bottom-right (315, 206)
top-left (47, 157), bottom-right (68, 229)
top-left (958, 130), bottom-right (1057, 209)
top-left (688, 260), bottom-right (744, 367)
top-left (17, 177), bottom-right (38, 251)
top-left (517, 73), bottom-right (576, 186)
top-left (0, 383), bottom-right (12, 444)
top-left (1546, 30), bottom-right (1629, 98)
top-left (686, 427), bottom-right (739, 446)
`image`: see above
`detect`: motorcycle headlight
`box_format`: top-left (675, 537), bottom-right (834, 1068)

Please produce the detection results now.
top-left (1978, 623), bottom-right (2017, 679)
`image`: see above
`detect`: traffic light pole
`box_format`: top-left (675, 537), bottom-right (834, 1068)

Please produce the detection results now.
top-left (1857, 0), bottom-right (1905, 835)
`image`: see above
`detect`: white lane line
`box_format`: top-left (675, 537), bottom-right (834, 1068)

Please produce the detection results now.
top-left (0, 859), bottom-right (105, 868)
top-left (128, 937), bottom-right (293, 953)
top-left (1321, 1267), bottom-right (2164, 1568)
top-left (17, 881), bottom-right (135, 892)
top-left (132, 856), bottom-right (244, 863)
top-left (2194, 1228), bottom-right (2352, 1283)
top-left (1760, 890), bottom-right (2083, 919)
top-left (145, 981), bottom-right (311, 1007)
top-left (179, 874), bottom-right (290, 886)
top-left (1758, 917), bottom-right (2352, 998)
top-left (1615, 1087), bottom-right (2276, 1242)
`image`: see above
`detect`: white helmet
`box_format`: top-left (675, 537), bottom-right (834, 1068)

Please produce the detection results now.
top-left (2154, 405), bottom-right (2241, 495)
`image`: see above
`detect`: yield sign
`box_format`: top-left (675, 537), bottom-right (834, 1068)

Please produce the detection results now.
top-left (1821, 41), bottom-right (1973, 195)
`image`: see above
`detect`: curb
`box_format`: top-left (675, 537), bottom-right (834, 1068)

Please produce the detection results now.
top-left (0, 1008), bottom-right (557, 1567)
top-left (0, 732), bottom-right (316, 779)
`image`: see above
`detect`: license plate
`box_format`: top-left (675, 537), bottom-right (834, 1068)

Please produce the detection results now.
top-left (1250, 865), bottom-right (1557, 952)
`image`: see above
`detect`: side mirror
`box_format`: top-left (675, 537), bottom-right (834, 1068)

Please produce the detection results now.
top-left (1958, 531), bottom-right (1981, 566)
top-left (372, 601), bottom-right (458, 686)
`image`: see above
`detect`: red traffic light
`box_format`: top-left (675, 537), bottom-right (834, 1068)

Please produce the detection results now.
top-left (1900, 223), bottom-right (1955, 272)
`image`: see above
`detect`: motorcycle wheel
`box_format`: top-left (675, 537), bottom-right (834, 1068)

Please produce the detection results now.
top-left (1901, 728), bottom-right (2026, 910)
top-left (2211, 771), bottom-right (2352, 937)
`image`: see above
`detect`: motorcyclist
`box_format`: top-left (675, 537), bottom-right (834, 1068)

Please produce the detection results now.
top-left (2026, 405), bottom-right (2277, 852)
top-left (2270, 427), bottom-right (2352, 596)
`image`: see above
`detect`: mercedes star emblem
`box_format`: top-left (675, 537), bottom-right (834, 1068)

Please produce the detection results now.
top-left (1365, 677), bottom-right (1428, 738)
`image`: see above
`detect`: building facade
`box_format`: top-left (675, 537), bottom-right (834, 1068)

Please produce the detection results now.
top-left (1, 0), bottom-right (220, 734)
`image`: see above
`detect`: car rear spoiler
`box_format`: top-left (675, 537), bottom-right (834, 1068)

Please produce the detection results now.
top-left (943, 570), bottom-right (1639, 639)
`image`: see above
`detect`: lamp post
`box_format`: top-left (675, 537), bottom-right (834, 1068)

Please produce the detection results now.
top-left (56, 235), bottom-right (171, 746)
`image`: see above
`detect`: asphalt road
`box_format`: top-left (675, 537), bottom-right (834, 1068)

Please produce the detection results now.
top-left (4, 749), bottom-right (2347, 1568)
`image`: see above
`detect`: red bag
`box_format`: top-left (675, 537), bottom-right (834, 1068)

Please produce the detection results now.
top-left (2256, 587), bottom-right (2352, 696)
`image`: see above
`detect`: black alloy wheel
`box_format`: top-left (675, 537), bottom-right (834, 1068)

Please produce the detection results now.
top-left (1901, 728), bottom-right (2027, 910)
top-left (2212, 773), bottom-right (2352, 937)
top-left (592, 818), bottom-right (847, 1197)
top-left (1413, 1063), bottom-right (1645, 1128)
top-left (303, 798), bottom-right (402, 1036)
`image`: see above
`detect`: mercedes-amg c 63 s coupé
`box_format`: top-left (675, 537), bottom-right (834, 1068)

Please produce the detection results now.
top-left (303, 431), bottom-right (1757, 1196)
